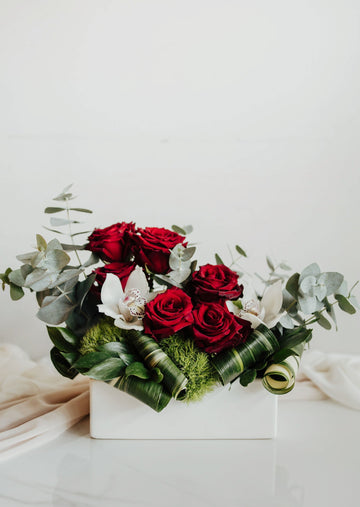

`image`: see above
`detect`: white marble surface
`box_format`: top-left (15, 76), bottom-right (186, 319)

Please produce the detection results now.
top-left (0, 400), bottom-right (359, 507)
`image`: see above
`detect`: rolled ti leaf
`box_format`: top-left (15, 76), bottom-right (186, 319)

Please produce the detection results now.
top-left (211, 324), bottom-right (279, 385)
top-left (113, 375), bottom-right (171, 412)
top-left (129, 332), bottom-right (188, 399)
top-left (262, 342), bottom-right (305, 395)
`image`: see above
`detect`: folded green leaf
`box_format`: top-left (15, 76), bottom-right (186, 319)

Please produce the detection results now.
top-left (211, 325), bottom-right (279, 385)
top-left (262, 342), bottom-right (305, 395)
top-left (114, 375), bottom-right (171, 412)
top-left (125, 362), bottom-right (151, 380)
top-left (50, 347), bottom-right (78, 379)
top-left (47, 326), bottom-right (78, 352)
top-left (129, 332), bottom-right (188, 399)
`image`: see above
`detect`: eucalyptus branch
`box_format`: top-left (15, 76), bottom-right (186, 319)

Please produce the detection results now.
top-left (65, 199), bottom-right (82, 267)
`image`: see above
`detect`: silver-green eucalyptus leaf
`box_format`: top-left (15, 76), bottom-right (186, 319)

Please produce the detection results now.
top-left (170, 267), bottom-right (191, 284)
top-left (298, 295), bottom-right (323, 314)
top-left (37, 294), bottom-right (77, 325)
top-left (48, 268), bottom-right (82, 289)
top-left (50, 217), bottom-right (80, 227)
top-left (46, 238), bottom-right (63, 251)
top-left (181, 247), bottom-right (196, 262)
top-left (44, 207), bottom-right (65, 214)
top-left (39, 250), bottom-right (70, 272)
top-left (299, 275), bottom-right (317, 295)
top-left (24, 269), bottom-right (57, 291)
top-left (266, 256), bottom-right (275, 271)
top-left (36, 234), bottom-right (47, 251)
top-left (279, 313), bottom-right (295, 329)
top-left (299, 263), bottom-right (321, 283)
top-left (8, 269), bottom-right (26, 287)
top-left (318, 272), bottom-right (344, 296)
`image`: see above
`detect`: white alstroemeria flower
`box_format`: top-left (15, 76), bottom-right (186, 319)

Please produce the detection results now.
top-left (98, 267), bottom-right (154, 331)
top-left (229, 280), bottom-right (283, 329)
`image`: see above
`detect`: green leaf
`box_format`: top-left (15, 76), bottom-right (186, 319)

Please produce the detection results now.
top-left (286, 273), bottom-right (300, 299)
top-left (335, 295), bottom-right (356, 314)
top-left (171, 225), bottom-right (187, 236)
top-left (215, 253), bottom-right (224, 265)
top-left (44, 207), bottom-right (66, 214)
top-left (84, 357), bottom-right (125, 381)
top-left (235, 245), bottom-right (247, 257)
top-left (271, 347), bottom-right (300, 364)
top-left (125, 362), bottom-right (151, 380)
top-left (73, 274), bottom-right (96, 308)
top-left (50, 347), bottom-right (78, 379)
top-left (10, 283), bottom-right (24, 300)
top-left (47, 326), bottom-right (78, 352)
top-left (60, 351), bottom-right (78, 365)
top-left (151, 367), bottom-right (164, 383)
top-left (73, 351), bottom-right (113, 370)
top-left (69, 208), bottom-right (93, 214)
top-left (239, 369), bottom-right (257, 387)
top-left (314, 312), bottom-right (332, 330)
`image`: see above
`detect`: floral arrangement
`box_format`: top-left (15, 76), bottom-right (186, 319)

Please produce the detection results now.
top-left (1, 185), bottom-right (358, 412)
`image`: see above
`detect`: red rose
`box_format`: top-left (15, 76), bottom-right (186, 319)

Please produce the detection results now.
top-left (92, 262), bottom-right (136, 298)
top-left (87, 222), bottom-right (135, 262)
top-left (191, 264), bottom-right (243, 301)
top-left (143, 287), bottom-right (194, 340)
top-left (131, 227), bottom-right (186, 274)
top-left (192, 302), bottom-right (251, 354)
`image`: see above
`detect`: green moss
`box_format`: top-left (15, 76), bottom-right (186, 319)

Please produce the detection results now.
top-left (161, 335), bottom-right (220, 402)
top-left (78, 317), bottom-right (126, 355)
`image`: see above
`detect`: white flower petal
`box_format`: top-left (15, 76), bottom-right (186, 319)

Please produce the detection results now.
top-left (125, 266), bottom-right (150, 296)
top-left (101, 273), bottom-right (124, 309)
top-left (114, 317), bottom-right (144, 331)
top-left (240, 311), bottom-right (264, 329)
top-left (227, 301), bottom-right (240, 316)
top-left (97, 304), bottom-right (120, 319)
top-left (261, 280), bottom-right (283, 320)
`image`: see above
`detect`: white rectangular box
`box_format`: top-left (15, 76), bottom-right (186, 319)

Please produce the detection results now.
top-left (90, 379), bottom-right (278, 439)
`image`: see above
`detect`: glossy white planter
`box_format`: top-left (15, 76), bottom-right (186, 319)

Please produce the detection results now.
top-left (90, 379), bottom-right (278, 439)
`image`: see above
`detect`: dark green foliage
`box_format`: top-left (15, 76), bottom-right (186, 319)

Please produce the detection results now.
top-left (161, 335), bottom-right (220, 402)
top-left (78, 317), bottom-right (126, 354)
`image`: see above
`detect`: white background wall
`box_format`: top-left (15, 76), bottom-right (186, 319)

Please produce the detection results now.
top-left (0, 0), bottom-right (359, 358)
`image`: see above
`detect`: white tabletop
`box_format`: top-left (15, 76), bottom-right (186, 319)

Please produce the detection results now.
top-left (0, 400), bottom-right (359, 507)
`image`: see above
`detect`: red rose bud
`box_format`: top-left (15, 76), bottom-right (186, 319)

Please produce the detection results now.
top-left (87, 222), bottom-right (135, 262)
top-left (143, 287), bottom-right (194, 340)
top-left (92, 262), bottom-right (136, 299)
top-left (131, 227), bottom-right (186, 274)
top-left (191, 264), bottom-right (244, 301)
top-left (192, 302), bottom-right (251, 354)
